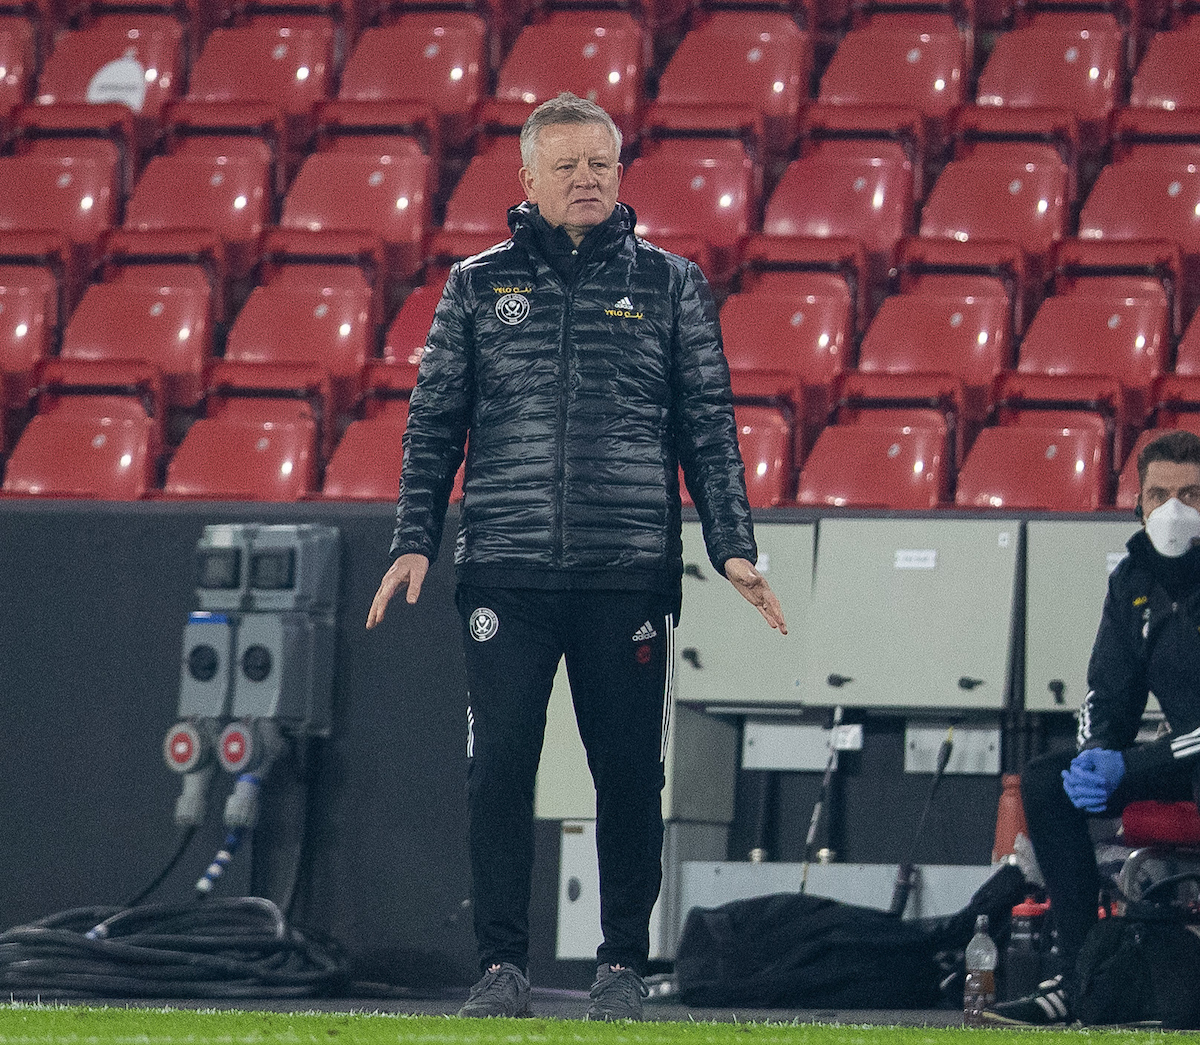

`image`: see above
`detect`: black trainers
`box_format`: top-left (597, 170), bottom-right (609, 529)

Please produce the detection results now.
top-left (983, 975), bottom-right (1073, 1026)
top-left (585, 963), bottom-right (648, 1021)
top-left (457, 962), bottom-right (532, 1018)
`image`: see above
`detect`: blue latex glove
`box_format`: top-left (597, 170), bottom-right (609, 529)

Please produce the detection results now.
top-left (1061, 748), bottom-right (1126, 813)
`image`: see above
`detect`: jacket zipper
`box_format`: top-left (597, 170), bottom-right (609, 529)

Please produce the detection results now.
top-left (553, 282), bottom-right (575, 568)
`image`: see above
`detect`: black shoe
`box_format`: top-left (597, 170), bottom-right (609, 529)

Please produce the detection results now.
top-left (586, 963), bottom-right (647, 1021)
top-left (983, 975), bottom-right (1072, 1026)
top-left (457, 962), bottom-right (532, 1018)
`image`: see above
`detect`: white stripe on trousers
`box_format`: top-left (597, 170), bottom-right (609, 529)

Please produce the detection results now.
top-left (660, 613), bottom-right (675, 763)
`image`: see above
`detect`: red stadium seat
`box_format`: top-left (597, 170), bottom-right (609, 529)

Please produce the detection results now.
top-left (186, 25), bottom-right (332, 141)
top-left (955, 421), bottom-right (1110, 509)
top-left (1129, 26), bottom-right (1200, 112)
top-left (124, 154), bottom-right (270, 280)
top-left (2, 361), bottom-right (163, 498)
top-left (0, 20), bottom-right (33, 120)
top-left (281, 151), bottom-right (430, 283)
top-left (975, 20), bottom-right (1124, 142)
top-left (33, 17), bottom-right (184, 148)
top-left (59, 280), bottom-right (212, 408)
top-left (761, 150), bottom-right (915, 292)
top-left (433, 135), bottom-right (524, 257)
top-left (1016, 292), bottom-right (1169, 424)
top-left (797, 422), bottom-right (949, 507)
top-left (1078, 161), bottom-right (1200, 318)
top-left (321, 393), bottom-right (408, 500)
top-left (818, 23), bottom-right (966, 141)
top-left (802, 103), bottom-right (928, 200)
top-left (494, 11), bottom-right (647, 141)
top-left (1050, 238), bottom-right (1185, 338)
top-left (857, 290), bottom-right (1011, 428)
top-left (0, 155), bottom-right (117, 285)
top-left (164, 395), bottom-right (318, 499)
top-left (224, 274), bottom-right (372, 413)
top-left (619, 137), bottom-right (756, 286)
top-left (893, 236), bottom-right (1030, 334)
top-left (382, 267), bottom-right (451, 387)
top-left (720, 286), bottom-right (850, 454)
top-left (0, 235), bottom-right (64, 407)
top-left (920, 157), bottom-right (1069, 271)
top-left (649, 10), bottom-right (812, 156)
top-left (338, 15), bottom-right (487, 152)
top-left (730, 403), bottom-right (794, 507)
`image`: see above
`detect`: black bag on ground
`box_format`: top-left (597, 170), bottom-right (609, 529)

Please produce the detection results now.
top-left (673, 863), bottom-right (1025, 1008)
top-left (1074, 908), bottom-right (1200, 1028)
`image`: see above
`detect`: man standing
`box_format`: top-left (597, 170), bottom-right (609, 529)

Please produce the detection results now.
top-left (366, 92), bottom-right (786, 1020)
top-left (988, 429), bottom-right (1200, 1025)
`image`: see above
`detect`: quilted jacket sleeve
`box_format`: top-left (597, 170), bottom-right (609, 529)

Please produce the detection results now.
top-left (670, 260), bottom-right (758, 575)
top-left (389, 264), bottom-right (473, 563)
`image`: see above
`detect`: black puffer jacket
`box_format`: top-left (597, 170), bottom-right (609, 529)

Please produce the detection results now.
top-left (389, 202), bottom-right (757, 590)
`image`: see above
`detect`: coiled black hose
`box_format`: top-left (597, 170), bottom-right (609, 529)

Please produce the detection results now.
top-left (0, 897), bottom-right (346, 999)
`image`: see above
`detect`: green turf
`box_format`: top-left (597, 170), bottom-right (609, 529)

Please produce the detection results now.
top-left (0, 1005), bottom-right (1177, 1045)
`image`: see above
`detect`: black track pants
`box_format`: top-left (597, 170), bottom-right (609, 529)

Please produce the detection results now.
top-left (1021, 748), bottom-right (1195, 971)
top-left (456, 584), bottom-right (675, 976)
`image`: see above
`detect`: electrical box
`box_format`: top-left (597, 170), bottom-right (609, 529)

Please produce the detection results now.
top-left (1024, 519), bottom-right (1143, 713)
top-left (797, 518), bottom-right (1021, 709)
top-left (194, 524), bottom-right (340, 613)
top-left (674, 521), bottom-right (813, 709)
top-left (231, 613), bottom-right (336, 735)
top-left (177, 611), bottom-right (235, 718)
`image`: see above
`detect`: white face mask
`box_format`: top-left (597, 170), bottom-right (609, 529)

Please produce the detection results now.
top-left (1145, 497), bottom-right (1200, 557)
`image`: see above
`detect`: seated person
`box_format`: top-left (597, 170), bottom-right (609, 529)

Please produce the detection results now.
top-left (987, 429), bottom-right (1200, 1025)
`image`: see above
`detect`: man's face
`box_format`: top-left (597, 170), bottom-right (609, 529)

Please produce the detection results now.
top-left (1140, 459), bottom-right (1200, 519)
top-left (519, 121), bottom-right (622, 243)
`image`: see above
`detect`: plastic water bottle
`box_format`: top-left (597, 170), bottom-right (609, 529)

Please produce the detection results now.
top-left (1003, 899), bottom-right (1047, 1001)
top-left (964, 913), bottom-right (998, 1026)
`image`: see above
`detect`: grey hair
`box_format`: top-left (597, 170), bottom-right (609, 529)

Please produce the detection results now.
top-left (519, 92), bottom-right (623, 169)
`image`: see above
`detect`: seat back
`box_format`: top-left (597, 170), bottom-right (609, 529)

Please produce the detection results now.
top-left (976, 21), bottom-right (1124, 131)
top-left (763, 151), bottom-right (915, 273)
top-left (338, 15), bottom-right (487, 148)
top-left (920, 158), bottom-right (1068, 261)
top-left (281, 151), bottom-right (430, 281)
top-left (163, 395), bottom-right (318, 499)
top-left (819, 24), bottom-right (965, 124)
top-left (619, 138), bottom-right (756, 285)
top-left (60, 281), bottom-right (212, 407)
top-left (225, 280), bottom-right (371, 410)
top-left (187, 25), bottom-right (331, 118)
top-left (34, 18), bottom-right (183, 125)
top-left (124, 155), bottom-right (270, 276)
top-left (494, 11), bottom-right (646, 139)
top-left (1129, 28), bottom-right (1200, 112)
top-left (797, 421), bottom-right (949, 507)
top-left (653, 11), bottom-right (812, 155)
top-left (955, 422), bottom-right (1109, 509)
top-left (732, 403), bottom-right (794, 507)
top-left (322, 401), bottom-right (408, 499)
top-left (2, 392), bottom-right (157, 498)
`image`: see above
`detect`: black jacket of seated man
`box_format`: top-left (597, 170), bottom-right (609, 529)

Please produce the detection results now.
top-left (1021, 528), bottom-right (1200, 988)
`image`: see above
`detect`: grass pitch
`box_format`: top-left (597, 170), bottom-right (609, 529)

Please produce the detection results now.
top-left (0, 1005), bottom-right (1177, 1045)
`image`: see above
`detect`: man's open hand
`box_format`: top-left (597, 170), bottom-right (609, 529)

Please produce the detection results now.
top-left (366, 553), bottom-right (430, 629)
top-left (724, 557), bottom-right (787, 634)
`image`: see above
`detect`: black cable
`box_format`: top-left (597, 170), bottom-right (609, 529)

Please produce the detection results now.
top-left (123, 827), bottom-right (198, 908)
top-left (0, 897), bottom-right (346, 999)
top-left (890, 728), bottom-right (955, 917)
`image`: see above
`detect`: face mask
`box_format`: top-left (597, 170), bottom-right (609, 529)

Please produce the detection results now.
top-left (1144, 497), bottom-right (1200, 557)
